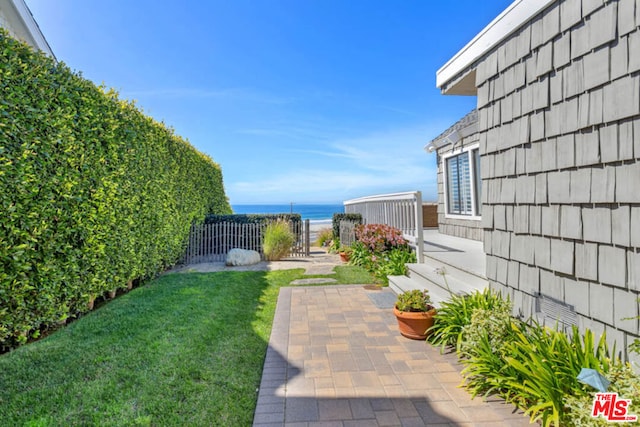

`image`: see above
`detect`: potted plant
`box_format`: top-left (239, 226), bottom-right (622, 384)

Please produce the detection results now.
top-left (338, 246), bottom-right (352, 262)
top-left (393, 289), bottom-right (436, 340)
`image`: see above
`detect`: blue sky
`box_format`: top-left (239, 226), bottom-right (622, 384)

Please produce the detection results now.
top-left (26, 0), bottom-right (512, 205)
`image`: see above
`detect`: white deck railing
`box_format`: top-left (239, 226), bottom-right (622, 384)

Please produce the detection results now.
top-left (344, 191), bottom-right (424, 262)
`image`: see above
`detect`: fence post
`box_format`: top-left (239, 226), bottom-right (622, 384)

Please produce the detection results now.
top-left (304, 219), bottom-right (310, 256)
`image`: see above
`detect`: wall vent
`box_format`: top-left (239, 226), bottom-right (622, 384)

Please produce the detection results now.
top-left (534, 293), bottom-right (578, 329)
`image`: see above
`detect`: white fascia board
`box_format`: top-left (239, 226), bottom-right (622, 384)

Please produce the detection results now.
top-left (6, 0), bottom-right (55, 58)
top-left (436, 0), bottom-right (554, 90)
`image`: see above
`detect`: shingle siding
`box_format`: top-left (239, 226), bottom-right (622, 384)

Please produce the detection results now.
top-left (468, 0), bottom-right (640, 359)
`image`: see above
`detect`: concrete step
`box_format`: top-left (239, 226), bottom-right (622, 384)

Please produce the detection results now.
top-left (407, 261), bottom-right (486, 297)
top-left (388, 274), bottom-right (454, 308)
top-left (388, 253), bottom-right (489, 309)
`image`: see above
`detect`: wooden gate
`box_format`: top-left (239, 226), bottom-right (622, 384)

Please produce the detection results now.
top-left (181, 220), bottom-right (310, 264)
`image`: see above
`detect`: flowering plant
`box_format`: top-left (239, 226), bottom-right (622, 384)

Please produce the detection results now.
top-left (355, 224), bottom-right (408, 253)
top-left (348, 224), bottom-right (415, 284)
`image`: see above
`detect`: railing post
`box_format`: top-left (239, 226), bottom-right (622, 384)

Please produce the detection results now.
top-left (414, 191), bottom-right (424, 263)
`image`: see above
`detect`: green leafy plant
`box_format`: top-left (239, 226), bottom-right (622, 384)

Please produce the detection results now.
top-left (373, 247), bottom-right (416, 284)
top-left (427, 287), bottom-right (639, 426)
top-left (328, 237), bottom-right (341, 254)
top-left (457, 300), bottom-right (520, 405)
top-left (315, 228), bottom-right (334, 247)
top-left (263, 221), bottom-right (295, 261)
top-left (564, 362), bottom-right (640, 426)
top-left (348, 241), bottom-right (371, 267)
top-left (427, 288), bottom-right (508, 352)
top-left (498, 323), bottom-right (614, 427)
top-left (395, 289), bottom-right (434, 312)
top-left (459, 302), bottom-right (513, 358)
top-left (347, 224), bottom-right (416, 285)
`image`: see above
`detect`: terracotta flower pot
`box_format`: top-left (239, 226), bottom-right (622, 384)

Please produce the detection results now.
top-left (393, 306), bottom-right (436, 340)
top-left (339, 252), bottom-right (350, 262)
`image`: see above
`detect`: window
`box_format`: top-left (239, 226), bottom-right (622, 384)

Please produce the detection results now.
top-left (443, 146), bottom-right (481, 218)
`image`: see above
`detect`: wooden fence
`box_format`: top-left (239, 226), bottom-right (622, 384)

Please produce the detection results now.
top-left (339, 220), bottom-right (358, 247)
top-left (181, 220), bottom-right (310, 265)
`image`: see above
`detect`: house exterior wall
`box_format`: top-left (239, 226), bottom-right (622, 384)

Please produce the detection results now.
top-left (436, 133), bottom-right (483, 241)
top-left (0, 0), bottom-right (54, 57)
top-left (476, 0), bottom-right (639, 361)
top-left (0, 7), bottom-right (13, 36)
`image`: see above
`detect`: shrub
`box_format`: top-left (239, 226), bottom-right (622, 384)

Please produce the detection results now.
top-left (459, 301), bottom-right (513, 358)
top-left (499, 323), bottom-right (615, 426)
top-left (373, 247), bottom-right (416, 284)
top-left (427, 288), bottom-right (508, 353)
top-left (355, 224), bottom-right (408, 253)
top-left (427, 288), bottom-right (640, 426)
top-left (460, 318), bottom-right (621, 427)
top-left (263, 221), bottom-right (294, 261)
top-left (346, 225), bottom-right (416, 285)
top-left (458, 303), bottom-right (519, 402)
top-left (564, 362), bottom-right (640, 426)
top-left (0, 29), bottom-right (230, 349)
top-left (205, 213), bottom-right (301, 226)
top-left (315, 228), bottom-right (334, 247)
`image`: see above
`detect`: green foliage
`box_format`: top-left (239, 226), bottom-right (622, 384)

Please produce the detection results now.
top-left (395, 289), bottom-right (433, 312)
top-left (263, 221), bottom-right (295, 261)
top-left (499, 323), bottom-right (615, 426)
top-left (375, 247), bottom-right (416, 279)
top-left (427, 288), bottom-right (508, 352)
top-left (564, 362), bottom-right (640, 426)
top-left (461, 318), bottom-right (621, 427)
top-left (348, 240), bottom-right (416, 285)
top-left (0, 30), bottom-right (231, 349)
top-left (346, 224), bottom-right (416, 285)
top-left (331, 213), bottom-right (362, 239)
top-left (348, 241), bottom-right (370, 266)
top-left (205, 213), bottom-right (301, 226)
top-left (459, 302), bottom-right (513, 357)
top-left (426, 288), bottom-right (640, 426)
top-left (315, 227), bottom-right (334, 247)
top-left (328, 237), bottom-right (341, 254)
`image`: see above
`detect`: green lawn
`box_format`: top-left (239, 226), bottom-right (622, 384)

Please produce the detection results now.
top-left (0, 266), bottom-right (374, 426)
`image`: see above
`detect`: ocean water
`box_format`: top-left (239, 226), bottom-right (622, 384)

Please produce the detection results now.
top-left (231, 204), bottom-right (343, 223)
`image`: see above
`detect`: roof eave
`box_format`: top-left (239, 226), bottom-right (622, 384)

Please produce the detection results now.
top-left (436, 0), bottom-right (554, 95)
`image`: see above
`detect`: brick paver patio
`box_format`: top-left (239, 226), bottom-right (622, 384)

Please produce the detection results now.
top-left (253, 285), bottom-right (532, 426)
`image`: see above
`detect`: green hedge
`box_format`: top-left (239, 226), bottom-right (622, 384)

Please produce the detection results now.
top-left (0, 30), bottom-right (231, 349)
top-left (204, 213), bottom-right (302, 225)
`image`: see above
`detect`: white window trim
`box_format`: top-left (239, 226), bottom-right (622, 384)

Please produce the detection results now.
top-left (442, 143), bottom-right (482, 221)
